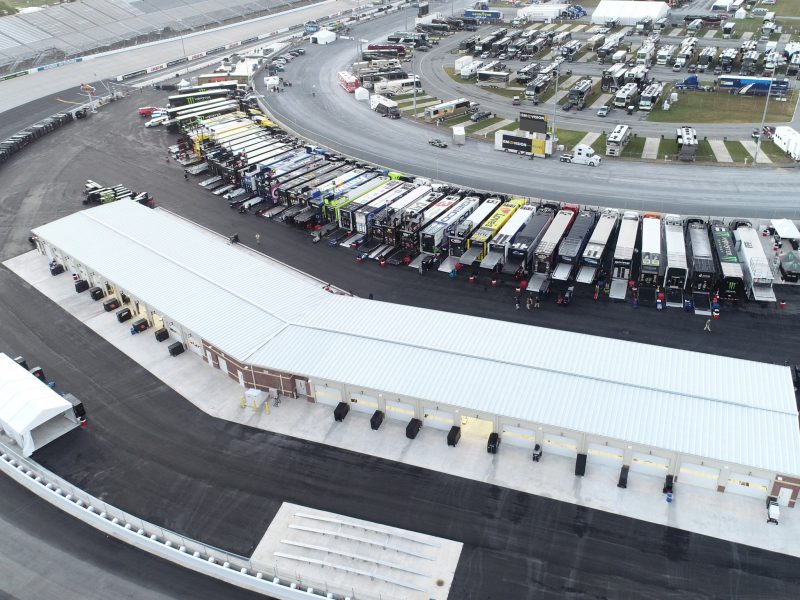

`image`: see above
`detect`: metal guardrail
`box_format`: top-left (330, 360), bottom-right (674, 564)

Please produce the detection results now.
top-left (0, 437), bottom-right (375, 599)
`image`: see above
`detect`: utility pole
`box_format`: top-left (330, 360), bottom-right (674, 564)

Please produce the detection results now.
top-left (752, 75), bottom-right (774, 167)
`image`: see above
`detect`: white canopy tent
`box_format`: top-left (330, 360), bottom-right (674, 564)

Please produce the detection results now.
top-left (0, 353), bottom-right (77, 457)
top-left (591, 0), bottom-right (669, 26)
top-left (771, 219), bottom-right (800, 241)
top-left (311, 29), bottom-right (336, 45)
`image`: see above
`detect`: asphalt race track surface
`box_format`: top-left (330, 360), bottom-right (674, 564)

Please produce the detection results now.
top-left (255, 12), bottom-right (800, 216)
top-left (1, 87), bottom-right (799, 598)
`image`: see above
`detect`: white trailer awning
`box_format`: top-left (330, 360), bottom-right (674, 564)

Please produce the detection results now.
top-left (0, 353), bottom-right (75, 456)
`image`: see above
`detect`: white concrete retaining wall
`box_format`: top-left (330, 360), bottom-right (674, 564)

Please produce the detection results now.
top-left (0, 440), bottom-right (352, 600)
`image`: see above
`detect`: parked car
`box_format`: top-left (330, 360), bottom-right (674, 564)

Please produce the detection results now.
top-left (417, 45), bottom-right (430, 52)
top-left (597, 106), bottom-right (609, 117)
top-left (480, 52), bottom-right (490, 59)
top-left (145, 116), bottom-right (168, 128)
top-left (428, 138), bottom-right (448, 148)
top-left (294, 48), bottom-right (306, 55)
top-left (137, 106), bottom-right (160, 117)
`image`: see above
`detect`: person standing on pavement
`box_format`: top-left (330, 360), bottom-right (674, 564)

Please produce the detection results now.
top-left (526, 295), bottom-right (532, 310)
top-left (255, 233), bottom-right (261, 245)
top-left (534, 294), bottom-right (540, 309)
top-left (704, 318), bottom-right (712, 332)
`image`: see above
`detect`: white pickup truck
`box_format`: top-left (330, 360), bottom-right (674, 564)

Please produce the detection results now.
top-left (560, 144), bottom-right (602, 167)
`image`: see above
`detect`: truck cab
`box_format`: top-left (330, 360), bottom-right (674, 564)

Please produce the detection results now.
top-left (560, 144), bottom-right (601, 167)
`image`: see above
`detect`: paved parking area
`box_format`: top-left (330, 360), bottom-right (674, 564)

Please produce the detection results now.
top-left (708, 139), bottom-right (733, 163)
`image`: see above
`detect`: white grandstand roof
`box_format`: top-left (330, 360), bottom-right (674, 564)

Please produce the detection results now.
top-left (33, 201), bottom-right (800, 476)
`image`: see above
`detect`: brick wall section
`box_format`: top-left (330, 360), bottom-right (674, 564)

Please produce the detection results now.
top-left (771, 475), bottom-right (800, 508)
top-left (201, 340), bottom-right (311, 400)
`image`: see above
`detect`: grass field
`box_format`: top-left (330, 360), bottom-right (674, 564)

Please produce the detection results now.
top-left (657, 138), bottom-right (679, 160)
top-left (759, 140), bottom-right (793, 163)
top-left (465, 116), bottom-right (504, 134)
top-left (648, 87), bottom-right (798, 124)
top-left (774, 2), bottom-right (800, 18)
top-left (554, 129), bottom-right (587, 150)
top-left (724, 141), bottom-right (751, 164)
top-left (695, 139), bottom-right (717, 162)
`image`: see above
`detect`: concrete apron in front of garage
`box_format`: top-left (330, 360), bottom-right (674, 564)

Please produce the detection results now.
top-left (5, 250), bottom-right (800, 560)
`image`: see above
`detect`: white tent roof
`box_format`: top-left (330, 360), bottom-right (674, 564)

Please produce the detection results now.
top-left (0, 353), bottom-right (72, 455)
top-left (311, 29), bottom-right (336, 45)
top-left (771, 219), bottom-right (800, 240)
top-left (591, 0), bottom-right (669, 25)
top-left (32, 201), bottom-right (800, 476)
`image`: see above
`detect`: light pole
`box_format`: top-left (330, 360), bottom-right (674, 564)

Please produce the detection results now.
top-left (176, 19), bottom-right (188, 75)
top-left (751, 75), bottom-right (774, 167)
top-left (551, 68), bottom-right (560, 146)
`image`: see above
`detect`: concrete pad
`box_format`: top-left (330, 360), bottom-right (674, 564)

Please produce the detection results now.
top-left (668, 28), bottom-right (683, 37)
top-left (642, 137), bottom-right (660, 160)
top-left (578, 131), bottom-right (601, 147)
top-left (591, 93), bottom-right (612, 109)
top-left (251, 503), bottom-right (462, 600)
top-left (585, 25), bottom-right (601, 34)
top-left (741, 139), bottom-right (773, 164)
top-left (542, 50), bottom-right (557, 60)
top-left (541, 24), bottom-right (555, 31)
top-left (472, 118), bottom-right (513, 136)
top-left (577, 51), bottom-right (594, 63)
top-left (556, 24), bottom-right (571, 32)
top-left (742, 31), bottom-right (753, 40)
top-left (8, 248), bottom-right (800, 560)
top-left (779, 34), bottom-right (791, 43)
top-left (708, 139), bottom-right (733, 163)
top-left (571, 24), bottom-right (586, 33)
top-left (703, 30), bottom-right (717, 39)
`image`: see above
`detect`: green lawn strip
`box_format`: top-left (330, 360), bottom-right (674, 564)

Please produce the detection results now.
top-left (554, 129), bottom-right (587, 149)
top-left (444, 115), bottom-right (474, 127)
top-left (723, 140), bottom-right (751, 164)
top-left (484, 86), bottom-right (521, 99)
top-left (648, 88), bottom-right (798, 123)
top-left (590, 134), bottom-right (606, 155)
top-left (695, 139), bottom-right (717, 163)
top-left (497, 120), bottom-right (520, 132)
top-left (465, 116), bottom-right (504, 134)
top-left (759, 141), bottom-right (793, 163)
top-left (620, 136), bottom-right (646, 158)
top-left (657, 138), bottom-right (679, 160)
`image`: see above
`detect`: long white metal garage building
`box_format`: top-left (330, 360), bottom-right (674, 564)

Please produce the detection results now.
top-left (31, 201), bottom-right (800, 508)
top-left (591, 0), bottom-right (669, 27)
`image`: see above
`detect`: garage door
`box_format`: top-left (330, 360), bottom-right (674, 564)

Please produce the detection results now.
top-left (423, 408), bottom-right (454, 431)
top-left (314, 385), bottom-right (342, 407)
top-left (587, 443), bottom-right (623, 468)
top-left (678, 462), bottom-right (719, 490)
top-left (630, 452), bottom-right (670, 478)
top-left (386, 399), bottom-right (415, 421)
top-left (726, 473), bottom-right (769, 500)
top-left (349, 392), bottom-right (378, 415)
top-left (502, 425), bottom-right (536, 449)
top-left (542, 434), bottom-right (578, 458)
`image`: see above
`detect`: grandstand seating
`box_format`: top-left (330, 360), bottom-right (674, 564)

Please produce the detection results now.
top-left (0, 0), bottom-right (307, 71)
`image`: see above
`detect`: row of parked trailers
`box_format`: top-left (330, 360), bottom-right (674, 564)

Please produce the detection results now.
top-left (0, 111), bottom-right (79, 166)
top-left (188, 115), bottom-right (777, 306)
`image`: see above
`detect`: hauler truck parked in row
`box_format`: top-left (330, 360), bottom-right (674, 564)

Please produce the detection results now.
top-left (370, 94), bottom-right (400, 118)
